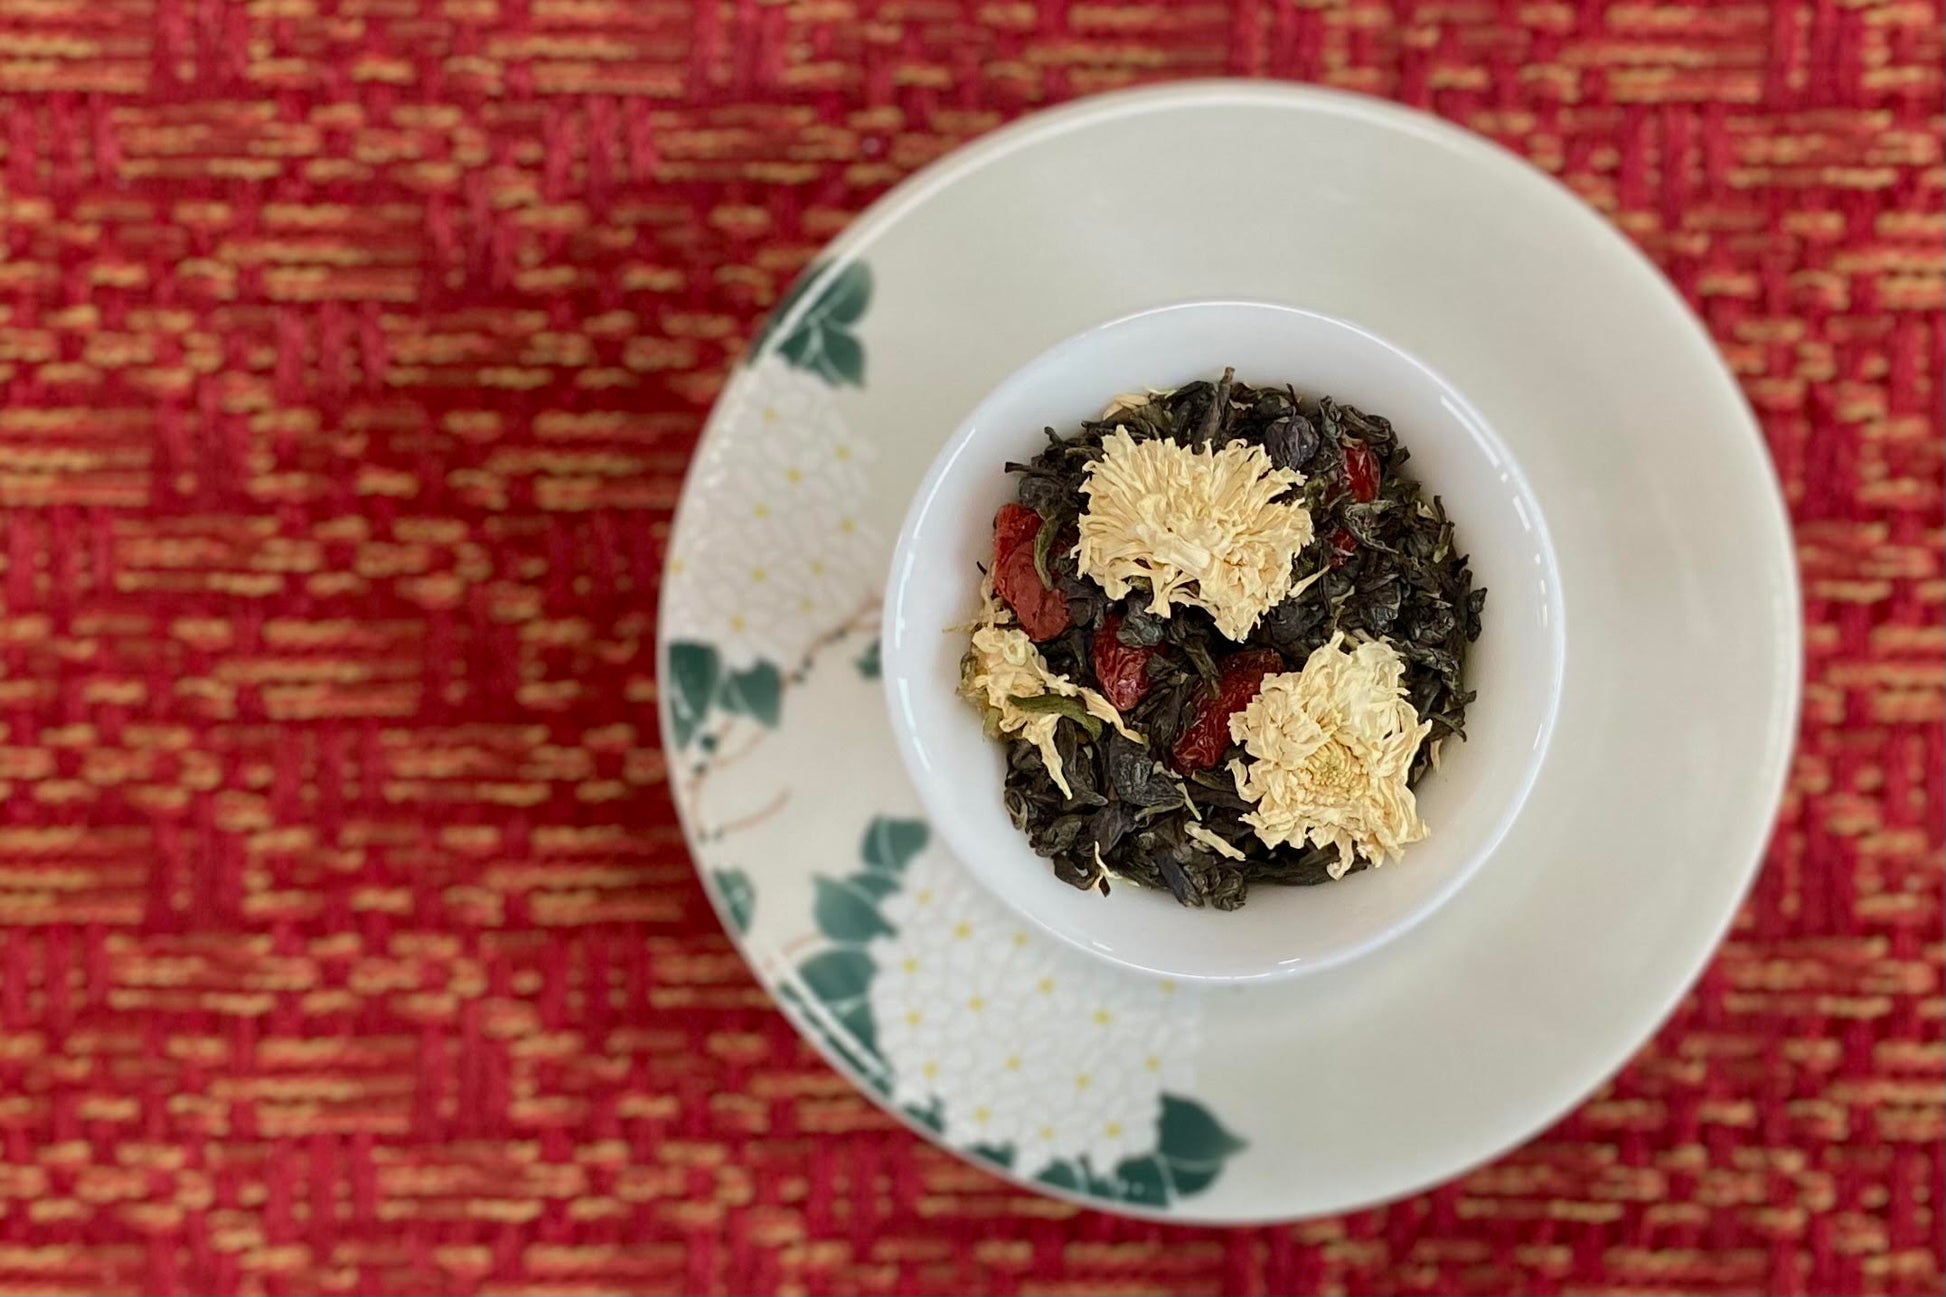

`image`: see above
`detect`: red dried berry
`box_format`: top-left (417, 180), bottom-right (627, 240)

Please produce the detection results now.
top-left (1329, 525), bottom-right (1359, 569)
top-left (1091, 613), bottom-right (1155, 713)
top-left (1343, 440), bottom-right (1380, 503)
top-left (993, 501), bottom-right (1040, 552)
top-left (991, 503), bottom-right (1070, 641)
top-left (1170, 648), bottom-right (1285, 773)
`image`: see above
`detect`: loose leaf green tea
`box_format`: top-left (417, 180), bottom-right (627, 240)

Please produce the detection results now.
top-left (964, 370), bottom-right (1485, 910)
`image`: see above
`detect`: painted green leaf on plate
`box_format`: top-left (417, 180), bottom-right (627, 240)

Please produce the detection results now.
top-left (803, 327), bottom-right (865, 387)
top-left (812, 876), bottom-right (894, 943)
top-left (778, 981), bottom-right (882, 1082)
top-left (828, 996), bottom-right (879, 1062)
top-left (813, 260), bottom-right (871, 325)
top-left (799, 947), bottom-right (873, 1003)
top-left (848, 871), bottom-right (899, 900)
top-left (1155, 1094), bottom-right (1247, 1196)
top-left (1161, 1159), bottom-right (1222, 1198)
top-left (712, 868), bottom-right (754, 934)
top-left (667, 641), bottom-right (721, 748)
top-left (1108, 1155), bottom-right (1171, 1206)
top-left (717, 661), bottom-right (783, 726)
top-left (798, 946), bottom-right (879, 1065)
top-left (1158, 1094), bottom-right (1247, 1163)
top-left (855, 638), bottom-right (881, 679)
top-left (765, 261), bottom-right (872, 387)
top-left (1036, 1160), bottom-right (1082, 1193)
top-left (748, 260), bottom-right (823, 357)
top-left (860, 817), bottom-right (928, 875)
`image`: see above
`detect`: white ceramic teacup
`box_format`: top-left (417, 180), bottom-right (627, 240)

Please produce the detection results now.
top-left (882, 301), bottom-right (1565, 984)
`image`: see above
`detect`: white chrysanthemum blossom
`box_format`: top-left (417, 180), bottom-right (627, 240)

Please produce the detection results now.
top-left (1099, 387), bottom-right (1176, 419)
top-left (1184, 822), bottom-right (1246, 861)
top-left (664, 356), bottom-right (876, 666)
top-left (959, 583), bottom-right (1137, 797)
top-left (865, 855), bottom-right (1199, 1178)
top-left (1228, 632), bottom-right (1431, 875)
top-left (1075, 429), bottom-right (1314, 642)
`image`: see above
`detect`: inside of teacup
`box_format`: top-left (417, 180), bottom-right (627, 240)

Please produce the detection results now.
top-left (885, 302), bottom-right (1564, 982)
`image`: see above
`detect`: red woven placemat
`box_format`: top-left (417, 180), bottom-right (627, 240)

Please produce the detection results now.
top-left (0, 2), bottom-right (1939, 1294)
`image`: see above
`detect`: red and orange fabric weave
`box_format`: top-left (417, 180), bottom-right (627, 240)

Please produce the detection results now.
top-left (0, 2), bottom-right (1939, 1293)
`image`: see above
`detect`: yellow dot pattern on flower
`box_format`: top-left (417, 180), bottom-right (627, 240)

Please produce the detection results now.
top-left (663, 355), bottom-right (878, 670)
top-left (863, 853), bottom-right (1207, 1182)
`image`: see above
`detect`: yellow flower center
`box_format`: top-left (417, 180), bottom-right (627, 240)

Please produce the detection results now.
top-left (1305, 740), bottom-right (1364, 798)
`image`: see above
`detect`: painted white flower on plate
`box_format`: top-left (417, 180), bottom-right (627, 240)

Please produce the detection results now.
top-left (868, 857), bottom-right (1200, 1178)
top-left (665, 355), bottom-right (878, 667)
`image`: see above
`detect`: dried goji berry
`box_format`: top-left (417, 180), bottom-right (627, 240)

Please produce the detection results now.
top-left (1343, 440), bottom-right (1380, 503)
top-left (1329, 525), bottom-right (1359, 569)
top-left (1091, 613), bottom-right (1155, 712)
top-left (993, 501), bottom-right (1040, 553)
top-left (1170, 648), bottom-right (1284, 773)
top-left (991, 503), bottom-right (1070, 641)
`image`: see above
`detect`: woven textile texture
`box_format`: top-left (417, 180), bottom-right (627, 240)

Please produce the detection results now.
top-left (0, 1), bottom-right (1939, 1293)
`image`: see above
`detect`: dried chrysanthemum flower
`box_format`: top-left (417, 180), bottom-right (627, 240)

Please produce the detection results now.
top-left (1228, 633), bottom-right (1431, 874)
top-left (1075, 429), bottom-right (1314, 641)
top-left (959, 582), bottom-right (1137, 797)
top-left (1099, 387), bottom-right (1176, 419)
top-left (1184, 821), bottom-right (1246, 861)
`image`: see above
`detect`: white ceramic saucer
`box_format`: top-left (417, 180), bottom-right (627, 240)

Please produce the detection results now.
top-left (659, 82), bottom-right (1799, 1223)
